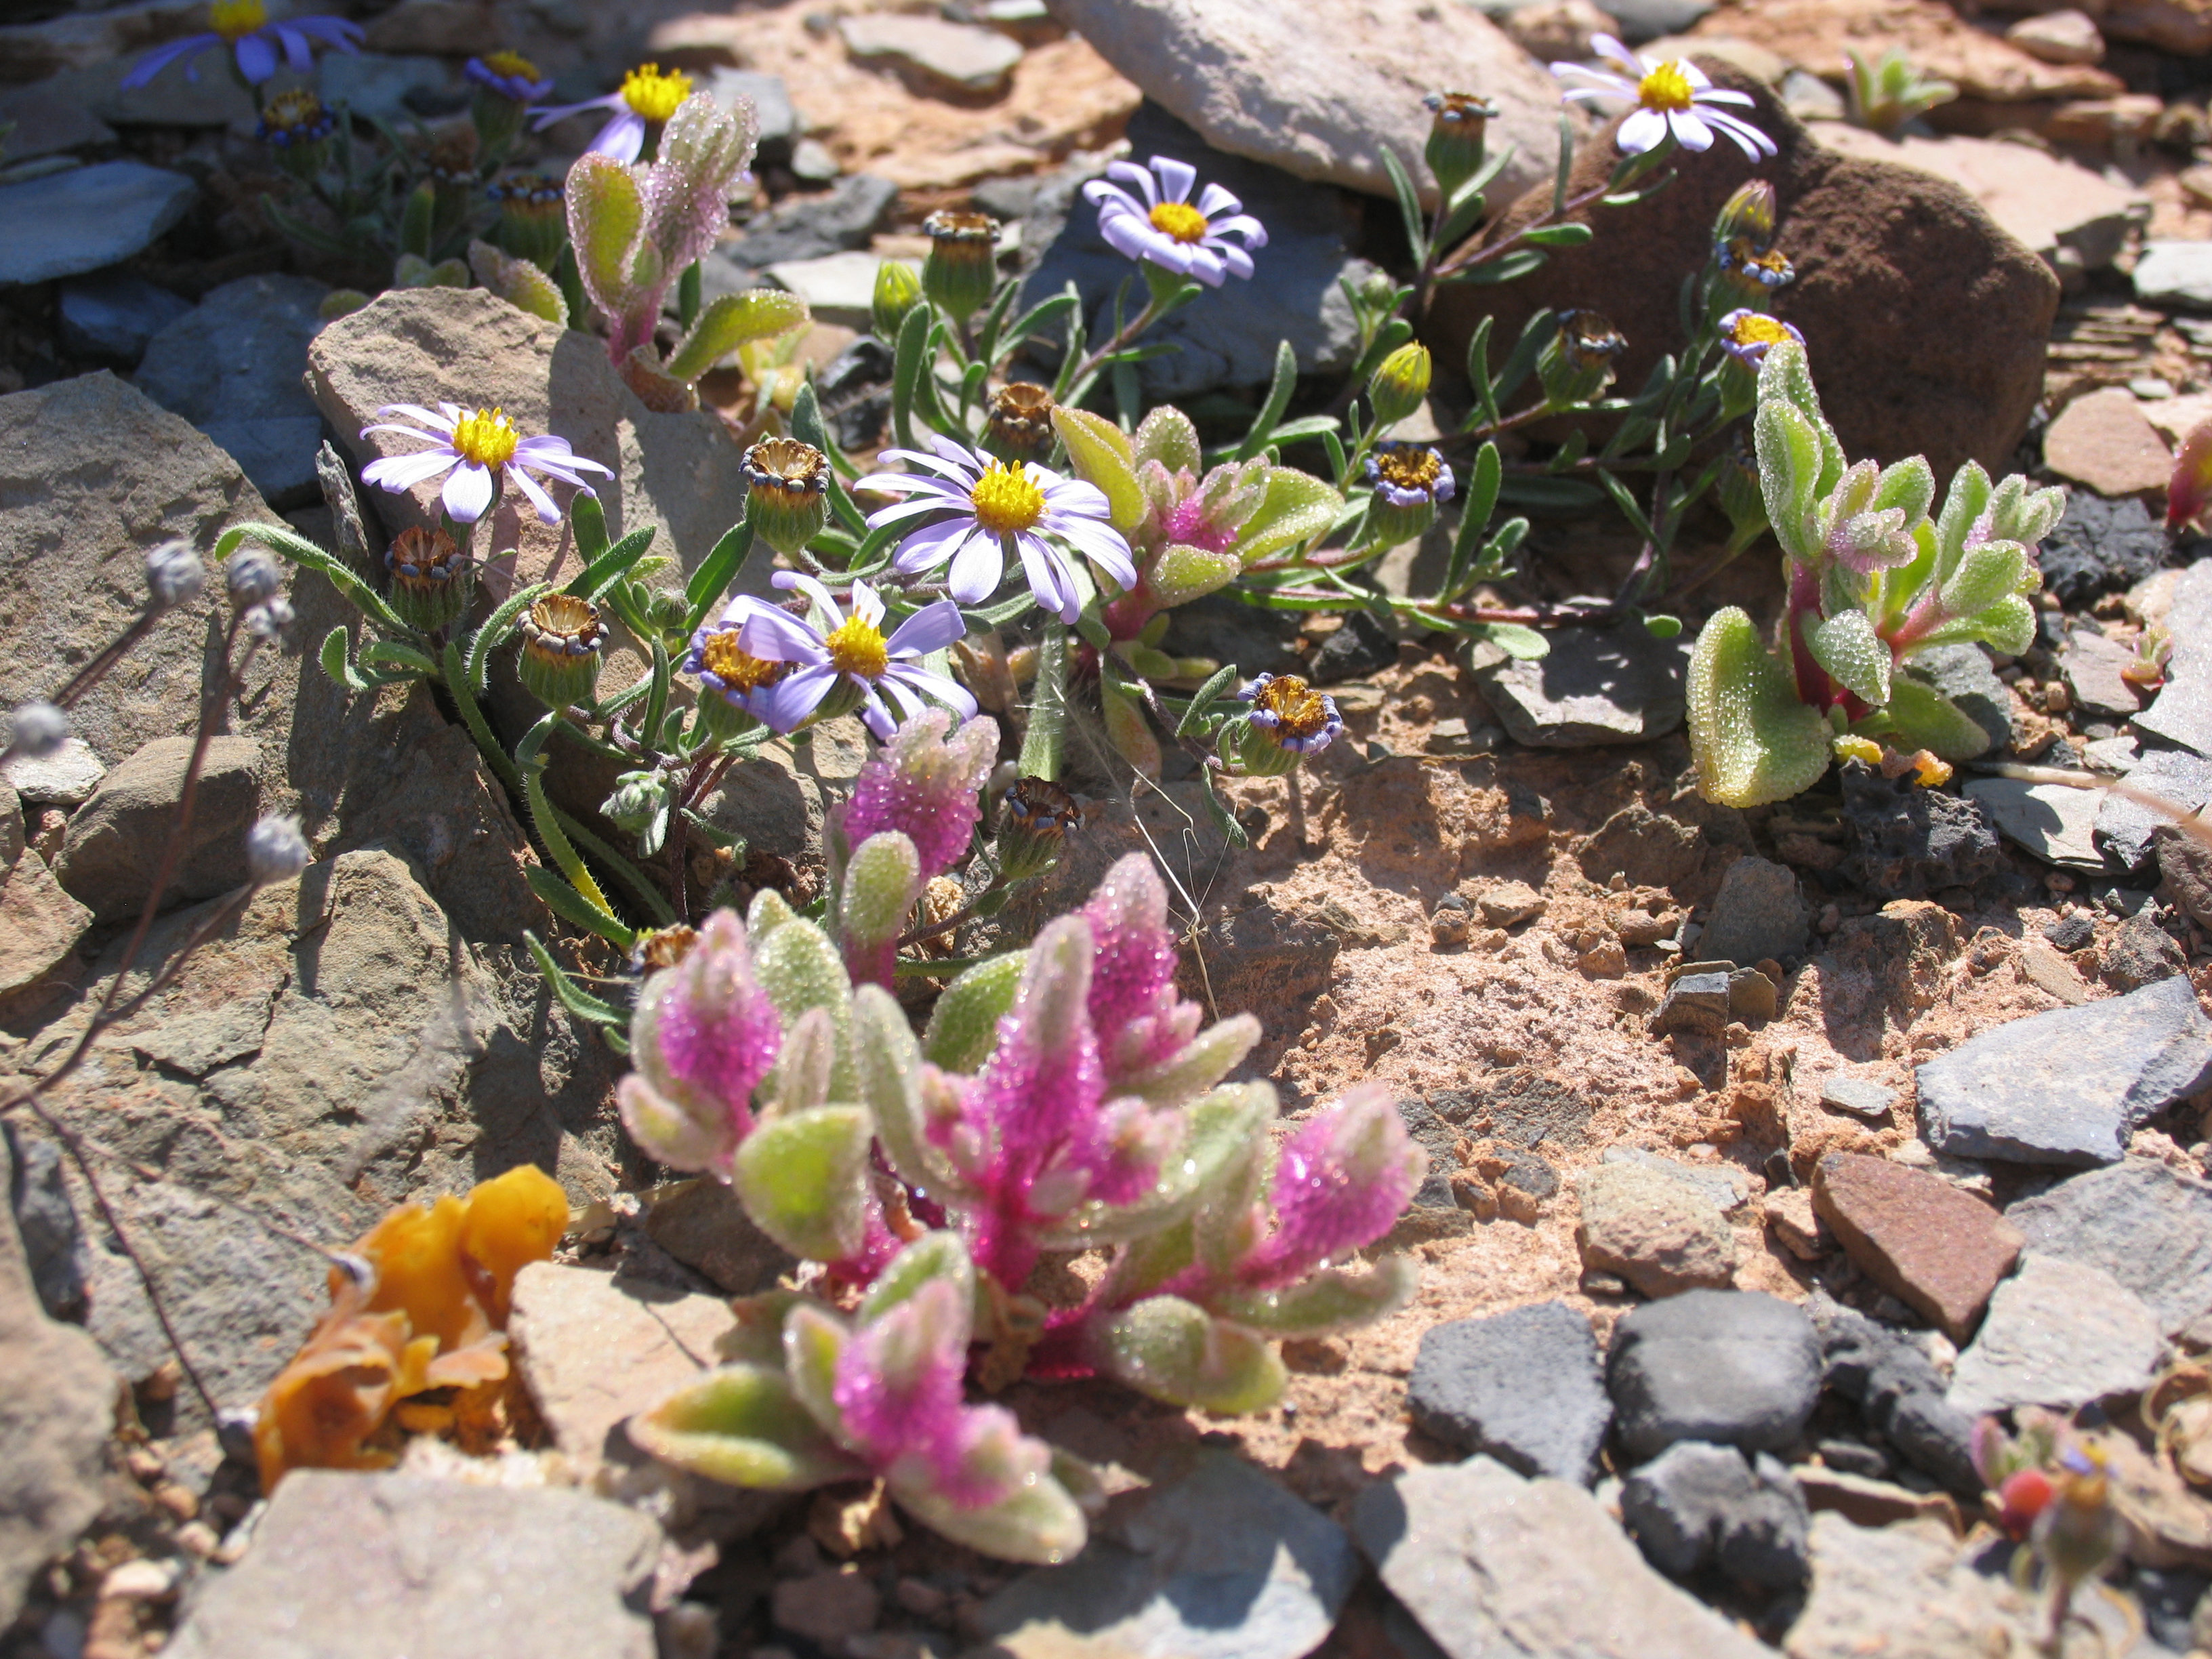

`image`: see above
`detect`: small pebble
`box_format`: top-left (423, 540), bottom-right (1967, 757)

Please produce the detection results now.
top-left (99, 1557), bottom-right (179, 1601)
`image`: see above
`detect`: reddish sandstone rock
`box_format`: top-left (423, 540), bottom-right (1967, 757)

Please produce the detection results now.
top-left (1811, 1153), bottom-right (2024, 1341)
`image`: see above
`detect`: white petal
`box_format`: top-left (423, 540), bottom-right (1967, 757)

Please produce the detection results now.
top-left (441, 462), bottom-right (495, 523)
top-left (1616, 106), bottom-right (1670, 152)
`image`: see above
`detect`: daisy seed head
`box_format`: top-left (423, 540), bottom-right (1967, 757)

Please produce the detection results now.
top-left (144, 539), bottom-right (207, 612)
top-left (1423, 91), bottom-right (1499, 197)
top-left (246, 815), bottom-right (310, 884)
top-left (998, 775), bottom-right (1082, 879)
top-left (983, 382), bottom-right (1057, 461)
top-left (518, 592), bottom-right (605, 708)
top-left (1538, 308), bottom-right (1626, 408)
top-left (7, 701), bottom-right (68, 761)
top-left (384, 526), bottom-right (474, 633)
top-left (631, 924), bottom-right (699, 973)
top-left (922, 210), bottom-right (1001, 322)
top-left (743, 436), bottom-right (832, 556)
top-left (258, 89), bottom-right (334, 148)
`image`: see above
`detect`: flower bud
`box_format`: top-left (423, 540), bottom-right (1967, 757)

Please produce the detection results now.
top-left (603, 769), bottom-right (672, 853)
top-left (1422, 91), bottom-right (1498, 200)
top-left (1536, 309), bottom-right (1625, 409)
top-left (226, 547), bottom-right (283, 607)
top-left (6, 701), bottom-right (68, 760)
top-left (246, 814), bottom-right (310, 884)
top-left (257, 89), bottom-right (335, 184)
top-left (920, 209), bottom-right (1000, 325)
top-left (1712, 180), bottom-right (1778, 258)
top-left (486, 171), bottom-right (566, 271)
top-left (1361, 441), bottom-right (1455, 548)
top-left (384, 526), bottom-right (475, 634)
top-left (145, 539), bottom-right (207, 613)
top-left (741, 436), bottom-right (831, 557)
top-left (996, 775), bottom-right (1080, 882)
top-left (1366, 343), bottom-right (1432, 430)
top-left (516, 592), bottom-right (605, 710)
top-left (1220, 674), bottom-right (1345, 776)
top-left (982, 382), bottom-right (1057, 464)
top-left (245, 597), bottom-right (293, 640)
top-left (872, 258), bottom-right (923, 342)
top-left (465, 50), bottom-right (550, 158)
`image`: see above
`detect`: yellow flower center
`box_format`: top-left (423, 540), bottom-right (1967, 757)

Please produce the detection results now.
top-left (970, 462), bottom-right (1047, 536)
top-left (700, 632), bottom-right (791, 694)
top-left (1637, 60), bottom-right (1696, 113)
top-left (1148, 201), bottom-right (1210, 245)
top-left (1254, 675), bottom-right (1332, 741)
top-left (210, 0), bottom-right (268, 42)
top-left (824, 613), bottom-right (890, 682)
top-left (1372, 446), bottom-right (1444, 495)
top-left (449, 407), bottom-right (520, 468)
top-left (483, 49), bottom-right (541, 81)
top-left (1729, 313), bottom-right (1793, 350)
top-left (619, 64), bottom-right (692, 124)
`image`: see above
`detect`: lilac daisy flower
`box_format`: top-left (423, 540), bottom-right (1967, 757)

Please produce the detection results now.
top-left (1549, 35), bottom-right (1777, 161)
top-left (855, 437), bottom-right (1138, 623)
top-left (1080, 156), bottom-right (1268, 287)
top-left (121, 0), bottom-right (362, 89)
top-left (1717, 308), bottom-right (1806, 368)
top-left (724, 573), bottom-right (975, 741)
top-left (528, 62), bottom-right (692, 163)
top-left (358, 403), bottom-right (612, 527)
top-left (1238, 673), bottom-right (1345, 757)
top-left (464, 50), bottom-right (554, 104)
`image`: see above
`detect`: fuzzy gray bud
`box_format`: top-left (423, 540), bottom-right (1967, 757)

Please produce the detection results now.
top-left (244, 597), bottom-right (294, 640)
top-left (6, 701), bottom-right (69, 760)
top-left (145, 540), bottom-right (207, 612)
top-left (246, 815), bottom-right (310, 884)
top-left (225, 548), bottom-right (283, 607)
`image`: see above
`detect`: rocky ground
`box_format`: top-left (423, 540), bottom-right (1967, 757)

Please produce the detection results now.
top-left (10, 0), bottom-right (2212, 1655)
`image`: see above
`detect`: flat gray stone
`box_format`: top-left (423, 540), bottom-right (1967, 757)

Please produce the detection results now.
top-left (2006, 1158), bottom-right (2212, 1338)
top-left (136, 273), bottom-right (331, 506)
top-left (1784, 1513), bottom-right (2060, 1659)
top-left (765, 250), bottom-right (882, 330)
top-left (1406, 1302), bottom-right (1612, 1485)
top-left (706, 173), bottom-right (899, 284)
top-left (1819, 1075), bottom-right (1899, 1122)
top-left (1652, 970), bottom-right (1730, 1036)
top-left (1962, 777), bottom-right (2108, 870)
top-left (58, 270), bottom-right (191, 363)
top-left (2062, 626), bottom-right (2147, 718)
top-left (317, 53), bottom-right (451, 124)
top-left (55, 735), bottom-right (260, 922)
top-left (0, 159), bottom-right (195, 285)
top-left (1916, 975), bottom-right (2212, 1166)
top-left (1607, 1290), bottom-right (1820, 1462)
top-left (707, 68), bottom-right (798, 160)
top-left (1353, 1458), bottom-right (1771, 1659)
top-left (1619, 1441), bottom-right (1809, 1590)
top-left (1908, 644), bottom-right (2013, 752)
top-left (1947, 1253), bottom-right (2163, 1416)
top-left (2085, 734), bottom-right (2142, 773)
top-left (165, 1472), bottom-right (661, 1659)
top-left (1600, 1145), bottom-right (1752, 1214)
top-left (839, 13), bottom-right (1023, 91)
top-left (2096, 747), bottom-right (2212, 873)
top-left (1472, 623), bottom-right (1689, 748)
top-left (1702, 856), bottom-right (1809, 967)
top-left (975, 1450), bottom-right (1355, 1659)
top-left (2136, 240), bottom-right (2212, 310)
top-left (2138, 670), bottom-right (2212, 758)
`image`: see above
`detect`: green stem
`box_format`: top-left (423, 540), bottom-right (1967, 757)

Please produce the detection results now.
top-left (441, 638), bottom-right (523, 796)
top-left (519, 713), bottom-right (616, 919)
top-left (1020, 621), bottom-right (1069, 782)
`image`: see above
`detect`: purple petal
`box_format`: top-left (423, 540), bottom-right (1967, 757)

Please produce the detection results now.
top-left (362, 449), bottom-right (461, 493)
top-left (1590, 33), bottom-right (1644, 74)
top-left (890, 516), bottom-right (975, 574)
top-left (592, 110), bottom-right (647, 162)
top-left (507, 465), bottom-right (560, 525)
top-left (775, 569), bottom-right (846, 626)
top-left (1152, 156), bottom-right (1197, 204)
top-left (121, 34), bottom-right (217, 88)
top-left (1196, 182), bottom-right (1242, 218)
top-left (1103, 159), bottom-right (1159, 208)
top-left (1206, 213), bottom-right (1267, 247)
top-left (441, 462), bottom-right (495, 523)
top-left (752, 663), bottom-right (841, 732)
top-left (1040, 476), bottom-right (1110, 518)
top-left (737, 608), bottom-right (829, 662)
top-left (232, 32), bottom-right (278, 83)
top-left (530, 91), bottom-right (619, 130)
top-left (884, 598), bottom-right (966, 657)
top-left (1052, 518), bottom-right (1139, 591)
top-left (1216, 243), bottom-right (1256, 281)
top-left (1100, 214), bottom-right (1165, 264)
top-left (270, 24), bottom-right (314, 72)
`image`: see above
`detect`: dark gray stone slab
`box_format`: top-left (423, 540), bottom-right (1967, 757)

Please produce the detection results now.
top-left (1407, 1301), bottom-right (1612, 1485)
top-left (1702, 856), bottom-right (1809, 967)
top-left (1910, 644), bottom-right (2013, 750)
top-left (1916, 975), bottom-right (2212, 1166)
top-left (58, 271), bottom-right (191, 363)
top-left (1607, 1290), bottom-right (1820, 1463)
top-left (1619, 1441), bottom-right (1809, 1590)
top-left (1472, 623), bottom-right (1691, 749)
top-left (2007, 1158), bottom-right (2212, 1338)
top-left (0, 160), bottom-right (196, 286)
top-left (2097, 748), bottom-right (2212, 873)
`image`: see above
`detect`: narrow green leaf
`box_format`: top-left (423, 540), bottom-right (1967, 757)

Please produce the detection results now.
top-left (524, 863), bottom-right (636, 948)
top-left (1177, 663), bottom-right (1240, 737)
top-left (570, 492), bottom-right (611, 563)
top-left (1381, 145), bottom-right (1429, 264)
top-left (1234, 340), bottom-right (1299, 462)
top-left (1521, 222), bottom-right (1593, 247)
top-left (685, 519), bottom-right (754, 632)
top-left (523, 930), bottom-right (627, 1027)
top-left (664, 289), bottom-right (811, 386)
top-left (466, 581), bottom-right (547, 694)
top-left (564, 525), bottom-right (657, 600)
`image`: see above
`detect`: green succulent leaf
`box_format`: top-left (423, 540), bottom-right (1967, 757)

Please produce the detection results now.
top-left (893, 1462), bottom-right (1088, 1567)
top-left (567, 152), bottom-right (642, 318)
top-left (664, 289), bottom-right (812, 386)
top-left (922, 951), bottom-right (1026, 1072)
top-left (1235, 468), bottom-right (1345, 565)
top-left (840, 830), bottom-right (922, 953)
top-left (1214, 1256), bottom-right (1418, 1336)
top-left (1132, 403), bottom-right (1202, 474)
top-left (1872, 454), bottom-right (1935, 527)
top-left (729, 1105), bottom-right (876, 1263)
top-left (629, 1364), bottom-right (863, 1490)
top-left (752, 914), bottom-right (855, 1099)
top-left (1149, 541), bottom-right (1245, 609)
top-left (1881, 674), bottom-right (1992, 761)
top-left (853, 985), bottom-right (964, 1198)
top-left (1052, 406), bottom-right (1145, 532)
top-left (857, 1229), bottom-right (975, 1326)
top-left (1687, 606), bottom-right (1832, 808)
top-left (1092, 1296), bottom-right (1286, 1415)
top-left (781, 1303), bottom-right (853, 1445)
top-left (1933, 460), bottom-right (1992, 586)
top-left (1807, 609), bottom-right (1893, 706)
top-left (1938, 540), bottom-right (2029, 619)
top-left (1754, 397), bottom-right (1825, 560)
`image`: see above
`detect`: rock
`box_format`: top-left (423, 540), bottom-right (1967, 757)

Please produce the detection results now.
top-left (307, 287), bottom-right (765, 612)
top-left (1920, 974), bottom-right (2212, 1166)
top-left (508, 1263), bottom-right (737, 1476)
top-left (1726, 960), bottom-right (1778, 1017)
top-left (54, 735), bottom-right (260, 923)
top-left (1620, 1441), bottom-right (1811, 1589)
top-left (23, 849), bottom-right (621, 1425)
top-left (1434, 71), bottom-right (2057, 483)
top-left (1309, 608), bottom-right (1398, 684)
top-left (1, 740), bottom-right (105, 808)
top-left (790, 138), bottom-right (840, 183)
top-left (2096, 748), bottom-right (2212, 874)
top-left (1576, 1159), bottom-right (1737, 1298)
top-left (2020, 937), bottom-right (2093, 1004)
top-left (136, 274), bottom-right (331, 507)
top-left (1600, 1146), bottom-right (1752, 1214)
top-left (1578, 802), bottom-right (1721, 890)
top-left (2138, 241), bottom-right (2212, 310)
top-left (2062, 627), bottom-right (2148, 718)
top-left (1961, 776), bottom-right (2108, 870)
top-left (1017, 102), bottom-right (1370, 398)
top-left (0, 1131), bottom-right (114, 1631)
top-left (2084, 735), bottom-right (2142, 773)
top-left (1406, 1302), bottom-right (1612, 1484)
top-left (2043, 386), bottom-right (2175, 497)
top-left (2040, 494), bottom-right (2173, 606)
top-left (1500, 0), bottom-right (1623, 60)
top-left (1039, 0), bottom-right (1565, 208)
top-left (1784, 1514), bottom-right (2052, 1659)
top-left (1605, 0), bottom-right (1717, 41)
top-left (2007, 8), bottom-right (2106, 62)
top-left (1819, 1075), bottom-right (1898, 1122)
top-left (1947, 1252), bottom-right (2163, 1416)
top-left (1470, 624), bottom-right (1689, 748)
top-left (1608, 1290), bottom-right (1820, 1462)
top-left (840, 13), bottom-right (1024, 94)
top-left (0, 160), bottom-right (196, 286)
top-left (764, 250), bottom-right (884, 331)
top-left (1765, 1188), bottom-right (1827, 1258)
top-left (705, 68), bottom-right (798, 163)
top-left (165, 1472), bottom-right (660, 1659)
top-left (1809, 1294), bottom-right (1980, 1493)
top-left (2140, 672), bottom-right (2212, 761)
top-left (1702, 857), bottom-right (1810, 968)
top-left (640, 1178), bottom-right (797, 1295)
top-left (2100, 909), bottom-right (2190, 991)
top-left (2158, 823), bottom-right (2212, 930)
top-left (976, 1450), bottom-right (1357, 1659)
top-left (1906, 646), bottom-right (2011, 755)
top-left (58, 272), bottom-right (192, 364)
top-left (1811, 1153), bottom-right (2024, 1343)
top-left (1473, 878), bottom-right (1546, 928)
top-left (1175, 882), bottom-right (1340, 1044)
top-left (1796, 1466), bottom-right (1962, 1529)
top-left (0, 79), bottom-right (115, 163)
top-left (1843, 768), bottom-right (2007, 897)
top-left (704, 173), bottom-right (898, 281)
top-left (316, 53), bottom-right (451, 125)
top-left (773, 1572), bottom-right (881, 1646)
top-left (0, 803), bottom-right (91, 998)
top-left (1354, 1458), bottom-right (1772, 1659)
top-left (1466, 1069), bottom-right (1597, 1150)
top-left (2007, 1159), bottom-right (2212, 1340)
top-left (2045, 912), bottom-right (2097, 951)
top-left (1652, 970), bottom-right (1732, 1036)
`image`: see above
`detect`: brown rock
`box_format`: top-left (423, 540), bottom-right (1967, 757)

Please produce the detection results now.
top-left (642, 1178), bottom-right (798, 1296)
top-left (773, 1570), bottom-right (882, 1646)
top-left (2156, 822), bottom-right (2212, 932)
top-left (2005, 8), bottom-right (2107, 63)
top-left (1688, 0), bottom-right (2123, 104)
top-left (1429, 68), bottom-right (2058, 483)
top-left (1765, 1187), bottom-right (1828, 1259)
top-left (2043, 386), bottom-right (2174, 497)
top-left (2104, 0), bottom-right (2212, 54)
top-left (1502, 0), bottom-right (1622, 61)
top-left (0, 777), bottom-right (89, 999)
top-left (2042, 94), bottom-right (2163, 148)
top-left (1795, 1466), bottom-right (1963, 1532)
top-left (1576, 1162), bottom-right (1737, 1297)
top-left (1811, 1153), bottom-right (2024, 1343)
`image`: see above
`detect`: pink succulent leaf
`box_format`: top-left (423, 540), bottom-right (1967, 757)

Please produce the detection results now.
top-left (626, 909), bottom-right (782, 1170)
top-left (1080, 854), bottom-right (1205, 1086)
top-left (1237, 1084), bottom-right (1425, 1290)
top-left (830, 1278), bottom-right (1021, 1509)
top-left (836, 710), bottom-right (1000, 882)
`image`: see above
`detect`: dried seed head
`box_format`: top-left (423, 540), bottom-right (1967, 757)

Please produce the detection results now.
top-left (247, 814), bottom-right (310, 884)
top-left (145, 539), bottom-right (207, 612)
top-left (6, 701), bottom-right (68, 760)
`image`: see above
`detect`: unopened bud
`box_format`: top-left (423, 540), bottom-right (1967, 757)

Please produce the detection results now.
top-left (6, 701), bottom-right (68, 760)
top-left (1422, 91), bottom-right (1498, 201)
top-left (872, 258), bottom-right (923, 342)
top-left (246, 815), bottom-right (310, 884)
top-left (145, 540), bottom-right (207, 612)
top-left (1366, 343), bottom-right (1432, 430)
top-left (245, 597), bottom-right (294, 640)
top-left (1712, 180), bottom-right (1778, 257)
top-left (1537, 310), bottom-right (1626, 409)
top-left (225, 548), bottom-right (283, 607)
